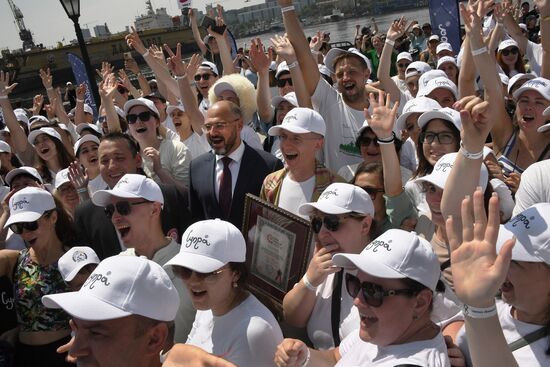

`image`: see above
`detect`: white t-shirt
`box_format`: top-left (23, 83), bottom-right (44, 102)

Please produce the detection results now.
top-left (392, 75), bottom-right (412, 97)
top-left (240, 125), bottom-right (263, 151)
top-left (182, 132), bottom-right (211, 160)
top-left (278, 174), bottom-right (316, 219)
top-left (311, 78), bottom-right (364, 172)
top-left (400, 137), bottom-right (418, 172)
top-left (513, 160), bottom-right (550, 216)
top-left (525, 41), bottom-right (542, 77)
top-left (142, 138), bottom-right (191, 188)
top-left (307, 272), bottom-right (359, 350)
top-left (88, 174), bottom-right (107, 196)
top-left (336, 329), bottom-right (451, 366)
top-left (456, 300), bottom-right (550, 367)
top-left (186, 294), bottom-right (283, 366)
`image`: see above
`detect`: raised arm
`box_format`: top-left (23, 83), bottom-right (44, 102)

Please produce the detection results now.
top-left (446, 191), bottom-right (517, 367)
top-left (210, 12), bottom-right (235, 76)
top-left (537, 0), bottom-right (550, 78)
top-left (502, 1), bottom-right (528, 54)
top-left (0, 72), bottom-right (28, 153)
top-left (188, 8), bottom-right (208, 55)
top-left (250, 38), bottom-right (275, 122)
top-left (125, 57), bottom-right (151, 96)
top-left (98, 75), bottom-right (122, 133)
top-left (271, 35), bottom-right (312, 108)
top-left (278, 0), bottom-right (320, 96)
top-left (458, 35), bottom-right (477, 97)
top-left (164, 44), bottom-right (205, 134)
top-left (377, 17), bottom-right (406, 105)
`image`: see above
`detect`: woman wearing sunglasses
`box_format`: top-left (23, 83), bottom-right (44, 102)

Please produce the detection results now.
top-left (496, 39), bottom-right (526, 79)
top-left (283, 182), bottom-right (374, 350)
top-left (274, 229), bottom-right (449, 366)
top-left (0, 187), bottom-right (76, 366)
top-left (124, 98), bottom-right (191, 188)
top-left (164, 219), bottom-right (283, 366)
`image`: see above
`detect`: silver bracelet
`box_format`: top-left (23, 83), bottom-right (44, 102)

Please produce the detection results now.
top-left (301, 274), bottom-right (317, 292)
top-left (462, 303), bottom-right (497, 319)
top-left (301, 347), bottom-right (311, 367)
top-left (281, 5), bottom-right (295, 13)
top-left (459, 141), bottom-right (484, 160)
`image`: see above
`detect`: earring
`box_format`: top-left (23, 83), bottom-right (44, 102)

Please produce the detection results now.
top-left (233, 281), bottom-right (238, 288)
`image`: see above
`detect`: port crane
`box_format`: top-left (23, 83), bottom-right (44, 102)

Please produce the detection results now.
top-left (6, 0), bottom-right (35, 51)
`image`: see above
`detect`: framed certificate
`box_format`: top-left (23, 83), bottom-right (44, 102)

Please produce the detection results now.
top-left (242, 194), bottom-right (313, 318)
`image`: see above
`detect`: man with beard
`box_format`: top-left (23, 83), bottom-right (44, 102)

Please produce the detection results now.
top-left (277, 0), bottom-right (373, 172)
top-left (188, 100), bottom-right (282, 229)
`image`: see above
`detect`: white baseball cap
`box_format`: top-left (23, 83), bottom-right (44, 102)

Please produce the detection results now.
top-left (428, 35), bottom-right (440, 42)
top-left (0, 141), bottom-right (11, 153)
top-left (298, 183), bottom-right (374, 217)
top-left (164, 219), bottom-right (246, 273)
top-left (418, 76), bottom-right (458, 100)
top-left (318, 64), bottom-right (332, 77)
top-left (418, 70), bottom-right (448, 91)
top-left (417, 107), bottom-right (462, 131)
top-left (496, 203), bottom-right (550, 265)
top-left (271, 92), bottom-right (298, 109)
top-left (213, 81), bottom-right (236, 97)
top-left (29, 115), bottom-right (50, 127)
top-left (5, 187), bottom-right (55, 228)
top-left (537, 105), bottom-right (550, 133)
top-left (199, 61), bottom-right (219, 76)
top-left (519, 23), bottom-right (528, 31)
top-left (58, 246), bottom-right (100, 282)
top-left (499, 73), bottom-right (510, 86)
top-left (405, 61), bottom-right (432, 79)
top-left (92, 174), bottom-right (164, 207)
top-left (28, 127), bottom-right (62, 145)
top-left (323, 47), bottom-right (372, 74)
top-left (512, 77), bottom-right (550, 100)
top-left (436, 42), bottom-right (453, 55)
top-left (397, 52), bottom-right (413, 62)
top-left (166, 103), bottom-right (186, 117)
top-left (507, 73), bottom-right (535, 94)
top-left (498, 39), bottom-right (519, 52)
top-left (74, 134), bottom-right (100, 156)
top-left (437, 56), bottom-right (458, 70)
top-left (395, 97), bottom-right (442, 132)
top-left (275, 61), bottom-right (290, 79)
top-left (54, 168), bottom-right (71, 190)
top-left (83, 104), bottom-right (94, 115)
top-left (5, 166), bottom-right (43, 186)
top-left (14, 111), bottom-right (29, 125)
top-left (76, 123), bottom-right (102, 137)
top-left (333, 229), bottom-right (440, 291)
top-left (415, 152), bottom-right (489, 192)
top-left (42, 256), bottom-right (180, 322)
top-left (123, 97), bottom-right (160, 116)
top-left (268, 107), bottom-right (326, 137)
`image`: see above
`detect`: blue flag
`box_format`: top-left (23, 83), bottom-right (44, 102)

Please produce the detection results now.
top-left (428, 0), bottom-right (461, 54)
top-left (67, 52), bottom-right (97, 118)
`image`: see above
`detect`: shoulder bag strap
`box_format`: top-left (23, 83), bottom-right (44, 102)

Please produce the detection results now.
top-left (330, 270), bottom-right (343, 346)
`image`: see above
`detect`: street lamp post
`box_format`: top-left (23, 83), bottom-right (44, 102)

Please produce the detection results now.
top-left (59, 0), bottom-right (100, 107)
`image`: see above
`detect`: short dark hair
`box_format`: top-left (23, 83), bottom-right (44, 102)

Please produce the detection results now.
top-left (333, 53), bottom-right (368, 72)
top-left (100, 132), bottom-right (139, 157)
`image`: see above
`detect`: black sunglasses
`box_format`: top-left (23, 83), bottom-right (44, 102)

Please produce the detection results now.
top-left (311, 214), bottom-right (362, 234)
top-left (398, 63), bottom-right (410, 68)
top-left (194, 73), bottom-right (212, 81)
top-left (345, 273), bottom-right (416, 307)
top-left (359, 136), bottom-right (378, 147)
top-left (501, 47), bottom-right (519, 56)
top-left (277, 78), bottom-right (293, 88)
top-left (360, 186), bottom-right (384, 200)
top-left (104, 200), bottom-right (150, 219)
top-left (126, 111), bottom-right (155, 124)
top-left (10, 221), bottom-right (39, 235)
top-left (176, 267), bottom-right (229, 281)
top-left (98, 116), bottom-right (107, 124)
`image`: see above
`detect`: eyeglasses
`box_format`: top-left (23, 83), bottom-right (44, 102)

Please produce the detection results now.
top-left (501, 47), bottom-right (519, 57)
top-left (104, 200), bottom-right (150, 219)
top-left (126, 111), bottom-right (155, 124)
top-left (277, 78), bottom-right (293, 88)
top-left (9, 211), bottom-right (52, 234)
top-left (345, 273), bottom-right (416, 307)
top-left (176, 267), bottom-right (229, 282)
top-left (397, 63), bottom-right (410, 69)
top-left (311, 214), bottom-right (362, 234)
top-left (98, 116), bottom-right (107, 124)
top-left (358, 136), bottom-right (378, 147)
top-left (360, 186), bottom-right (384, 200)
top-left (420, 131), bottom-right (455, 145)
top-left (194, 73), bottom-right (213, 81)
top-left (204, 118), bottom-right (239, 131)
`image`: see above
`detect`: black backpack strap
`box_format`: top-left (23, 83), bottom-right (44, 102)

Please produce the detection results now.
top-left (330, 270), bottom-right (343, 346)
top-left (508, 327), bottom-right (550, 352)
top-left (393, 365), bottom-right (423, 367)
top-left (440, 259), bottom-right (451, 271)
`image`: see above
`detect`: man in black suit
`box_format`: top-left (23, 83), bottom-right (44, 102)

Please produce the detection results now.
top-left (189, 101), bottom-right (282, 229)
top-left (74, 133), bottom-right (192, 259)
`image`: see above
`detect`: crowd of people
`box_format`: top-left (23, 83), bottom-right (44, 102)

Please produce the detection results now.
top-left (0, 0), bottom-right (549, 365)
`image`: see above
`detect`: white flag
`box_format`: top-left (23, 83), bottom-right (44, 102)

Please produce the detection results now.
top-left (176, 0), bottom-right (192, 9)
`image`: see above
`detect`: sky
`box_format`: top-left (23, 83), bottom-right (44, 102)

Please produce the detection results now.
top-left (0, 0), bottom-right (264, 51)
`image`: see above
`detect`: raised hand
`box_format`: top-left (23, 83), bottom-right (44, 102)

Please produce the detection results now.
top-left (39, 68), bottom-right (53, 89)
top-left (186, 53), bottom-right (202, 79)
top-left (534, 0), bottom-right (550, 16)
top-left (68, 161), bottom-right (89, 190)
top-left (454, 95), bottom-right (492, 152)
top-left (99, 74), bottom-right (117, 98)
top-left (32, 94), bottom-right (44, 115)
top-left (460, 1), bottom-right (483, 35)
top-left (164, 43), bottom-right (188, 77)
top-left (270, 35), bottom-right (297, 64)
top-left (118, 69), bottom-right (133, 90)
top-left (44, 97), bottom-right (57, 119)
top-left (309, 31), bottom-right (323, 52)
top-left (149, 44), bottom-right (166, 64)
top-left (0, 71), bottom-right (17, 96)
top-left (126, 26), bottom-right (147, 55)
top-left (249, 38), bottom-right (272, 73)
top-left (387, 16), bottom-right (408, 41)
top-left (273, 339), bottom-right (309, 367)
top-left (76, 83), bottom-right (87, 101)
top-left (125, 57), bottom-right (140, 75)
top-left (446, 190), bottom-right (514, 308)
top-left (96, 61), bottom-right (114, 81)
top-left (364, 91), bottom-right (399, 139)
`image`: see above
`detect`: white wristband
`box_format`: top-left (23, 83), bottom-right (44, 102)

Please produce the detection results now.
top-left (301, 347), bottom-right (311, 367)
top-left (471, 46), bottom-right (488, 56)
top-left (76, 98), bottom-right (84, 103)
top-left (0, 95), bottom-right (7, 100)
top-left (287, 61), bottom-right (299, 69)
top-left (281, 5), bottom-right (295, 13)
top-left (459, 141), bottom-right (484, 160)
top-left (302, 274), bottom-right (317, 292)
top-left (462, 303), bottom-right (497, 319)
top-left (175, 74), bottom-right (187, 81)
top-left (142, 50), bottom-right (150, 57)
top-left (385, 38), bottom-right (395, 47)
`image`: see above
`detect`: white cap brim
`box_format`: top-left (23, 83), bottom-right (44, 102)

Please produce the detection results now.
top-left (333, 253), bottom-right (408, 280)
top-left (538, 123), bottom-right (550, 133)
top-left (268, 125), bottom-right (312, 136)
top-left (42, 292), bottom-right (131, 321)
top-left (5, 211), bottom-right (43, 228)
top-left (63, 258), bottom-right (100, 282)
top-left (496, 225), bottom-right (542, 263)
top-left (91, 189), bottom-right (144, 207)
top-left (298, 201), bottom-right (351, 216)
top-left (164, 252), bottom-right (226, 273)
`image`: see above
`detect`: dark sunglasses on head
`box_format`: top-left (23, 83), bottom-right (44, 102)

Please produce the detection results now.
top-left (501, 47), bottom-right (519, 56)
top-left (126, 111), bottom-right (155, 124)
top-left (311, 214), bottom-right (362, 234)
top-left (345, 273), bottom-right (416, 307)
top-left (104, 200), bottom-right (150, 219)
top-left (277, 78), bottom-right (293, 88)
top-left (176, 267), bottom-right (228, 281)
top-left (194, 73), bottom-right (212, 81)
top-left (359, 136), bottom-right (378, 147)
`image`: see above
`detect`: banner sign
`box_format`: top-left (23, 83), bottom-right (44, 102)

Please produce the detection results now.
top-left (67, 52), bottom-right (97, 118)
top-left (428, 0), bottom-right (461, 54)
